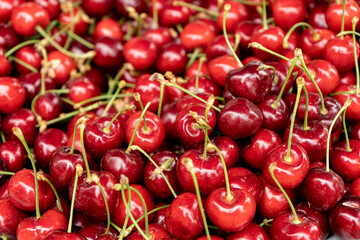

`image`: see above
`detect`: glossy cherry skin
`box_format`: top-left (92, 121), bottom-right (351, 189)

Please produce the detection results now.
top-left (58, 8), bottom-right (87, 36)
top-left (226, 223), bottom-right (269, 240)
top-left (217, 1), bottom-right (248, 33)
top-left (34, 92), bottom-right (63, 121)
top-left (156, 42), bottom-right (187, 75)
top-left (47, 51), bottom-right (76, 86)
top-left (11, 2), bottom-right (50, 36)
top-left (161, 102), bottom-right (178, 140)
top-left (330, 139), bottom-right (360, 181)
top-left (0, 77), bottom-right (26, 114)
top-left (340, 71), bottom-right (356, 85)
top-left (84, 117), bottom-right (124, 159)
top-left (2, 108), bottom-right (36, 145)
top-left (176, 103), bottom-right (216, 147)
top-left (303, 167), bottom-right (345, 212)
top-left (272, 0), bottom-right (306, 30)
top-left (165, 192), bottom-right (204, 240)
top-left (33, 0), bottom-right (60, 20)
top-left (325, 0), bottom-right (360, 32)
top-left (14, 46), bottom-right (42, 74)
top-left (159, 4), bottom-right (190, 28)
top-left (206, 35), bottom-right (238, 60)
top-left (127, 223), bottom-right (170, 240)
top-left (180, 20), bottom-right (216, 51)
top-left (351, 177), bottom-right (360, 196)
top-left (208, 55), bottom-right (241, 87)
top-left (34, 128), bottom-right (68, 169)
top-left (134, 73), bottom-right (168, 114)
top-left (0, 23), bottom-right (20, 49)
top-left (283, 121), bottom-right (328, 163)
top-left (68, 77), bottom-right (101, 104)
top-left (20, 73), bottom-right (56, 102)
top-left (143, 150), bottom-right (180, 199)
top-left (241, 128), bottom-right (282, 170)
top-left (258, 95), bottom-right (289, 132)
top-left (123, 37), bottom-right (157, 70)
top-left (125, 110), bottom-right (165, 153)
top-left (323, 36), bottom-right (359, 73)
top-left (0, 197), bottom-right (28, 236)
top-left (333, 84), bottom-right (360, 121)
top-left (308, 5), bottom-right (328, 29)
top-left (0, 47), bottom-right (11, 76)
top-left (8, 169), bottom-right (55, 211)
top-left (93, 18), bottom-right (122, 42)
top-left (144, 27), bottom-right (173, 49)
top-left (115, 0), bottom-right (146, 16)
top-left (43, 230), bottom-right (86, 240)
top-left (270, 211), bottom-right (322, 240)
top-left (94, 37), bottom-right (123, 68)
top-left (81, 0), bottom-right (112, 17)
top-left (186, 58), bottom-right (209, 79)
top-left (295, 202), bottom-right (330, 240)
top-left (77, 224), bottom-right (118, 240)
top-left (300, 28), bottom-right (335, 59)
top-left (16, 209), bottom-right (68, 240)
top-left (112, 184), bottom-right (155, 228)
top-left (218, 98), bottom-right (263, 139)
top-left (68, 170), bottom-right (118, 221)
top-left (0, 139), bottom-right (26, 172)
top-left (235, 20), bottom-right (260, 49)
top-left (0, 0), bottom-right (23, 24)
top-left (206, 188), bottom-right (256, 232)
top-left (226, 61), bottom-right (272, 103)
top-left (185, 76), bottom-right (221, 97)
top-left (258, 174), bottom-right (296, 219)
top-left (329, 195), bottom-right (360, 240)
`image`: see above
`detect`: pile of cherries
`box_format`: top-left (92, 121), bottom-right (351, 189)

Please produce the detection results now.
top-left (1, 0), bottom-right (360, 239)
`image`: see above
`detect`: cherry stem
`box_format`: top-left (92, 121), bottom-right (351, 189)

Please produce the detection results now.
top-left (37, 172), bottom-right (63, 212)
top-left (340, 0), bottom-right (346, 39)
top-left (0, 171), bottom-right (14, 175)
top-left (352, 17), bottom-right (360, 92)
top-left (298, 52), bottom-right (327, 114)
top-left (172, 1), bottom-right (219, 17)
top-left (126, 102), bottom-right (151, 150)
top-left (302, 86), bottom-right (309, 130)
top-left (79, 118), bottom-right (92, 183)
top-left (202, 95), bottom-right (215, 159)
top-left (120, 183), bottom-right (150, 240)
top-left (326, 99), bottom-right (352, 172)
top-left (195, 57), bottom-right (207, 94)
top-left (128, 145), bottom-right (178, 198)
top-left (248, 42), bottom-right (305, 71)
top-left (272, 52), bottom-right (298, 109)
top-left (12, 127), bottom-right (40, 219)
top-left (259, 219), bottom-right (273, 227)
top-left (65, 29), bottom-right (94, 49)
top-left (150, 158), bottom-right (175, 180)
top-left (1, 235), bottom-right (7, 240)
top-left (40, 47), bottom-right (48, 94)
top-left (182, 158), bottom-right (211, 240)
top-left (92, 174), bottom-right (111, 234)
top-left (117, 178), bottom-right (131, 240)
top-left (234, 33), bottom-right (241, 52)
top-left (283, 22), bottom-right (319, 49)
top-left (208, 143), bottom-right (233, 201)
top-left (223, 4), bottom-right (243, 68)
top-left (268, 162), bottom-right (301, 224)
top-left (258, 64), bottom-right (276, 82)
top-left (64, 6), bottom-right (75, 50)
top-left (153, 0), bottom-right (158, 29)
top-left (104, 105), bottom-right (135, 134)
top-left (337, 31), bottom-right (360, 38)
top-left (70, 118), bottom-right (82, 154)
top-left (4, 39), bottom-right (40, 58)
top-left (32, 89), bottom-right (69, 119)
top-left (158, 77), bottom-right (165, 117)
top-left (8, 56), bottom-right (38, 73)
top-left (74, 93), bottom-right (132, 109)
top-left (186, 47), bottom-right (201, 69)
top-left (262, 0), bottom-right (268, 30)
top-left (285, 77), bottom-right (305, 161)
top-left (343, 108), bottom-right (351, 152)
top-left (0, 132), bottom-right (5, 143)
top-left (129, 186), bottom-right (150, 237)
top-left (102, 80), bottom-right (126, 117)
top-left (68, 165), bottom-right (82, 233)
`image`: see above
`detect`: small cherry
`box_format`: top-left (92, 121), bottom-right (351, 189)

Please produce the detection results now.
top-left (156, 42), bottom-right (187, 75)
top-left (94, 37), bottom-right (123, 68)
top-left (123, 37), bottom-right (158, 70)
top-left (20, 72), bottom-right (56, 102)
top-left (272, 0), bottom-right (306, 30)
top-left (14, 46), bottom-right (42, 74)
top-left (159, 2), bottom-right (190, 27)
top-left (0, 77), bottom-right (26, 114)
top-left (47, 51), bottom-right (76, 86)
top-left (34, 92), bottom-right (63, 121)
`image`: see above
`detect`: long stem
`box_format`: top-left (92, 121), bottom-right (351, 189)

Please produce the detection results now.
top-left (186, 48), bottom-right (201, 69)
top-left (153, 0), bottom-right (158, 29)
top-left (79, 118), bottom-right (92, 183)
top-left (182, 158), bottom-right (211, 240)
top-left (326, 99), bottom-right (352, 172)
top-left (103, 105), bottom-right (135, 133)
top-left (68, 165), bottom-right (81, 233)
top-left (201, 95), bottom-right (215, 159)
top-left (262, 0), bottom-right (268, 30)
top-left (223, 4), bottom-right (243, 67)
top-left (283, 22), bottom-right (319, 49)
top-left (38, 173), bottom-right (63, 212)
top-left (340, 0), bottom-right (346, 39)
top-left (74, 93), bottom-right (132, 109)
top-left (126, 103), bottom-right (151, 150)
top-left (128, 145), bottom-right (177, 198)
top-left (195, 57), bottom-right (206, 94)
top-left (65, 29), bottom-right (94, 49)
top-left (133, 93), bottom-right (148, 131)
top-left (285, 78), bottom-right (304, 161)
top-left (108, 64), bottom-right (128, 95)
top-left (158, 78), bottom-right (165, 117)
top-left (337, 31), bottom-right (360, 38)
top-left (70, 118), bottom-right (82, 154)
top-left (9, 56), bottom-right (38, 73)
top-left (268, 162), bottom-right (300, 224)
top-left (0, 171), bottom-right (15, 175)
top-left (40, 48), bottom-right (48, 94)
top-left (118, 178), bottom-right (131, 240)
top-left (12, 128), bottom-right (40, 219)
top-left (5, 39), bottom-right (40, 58)
top-left (172, 1), bottom-right (219, 17)
top-left (352, 17), bottom-right (360, 92)
top-left (302, 86), bottom-right (309, 130)
top-left (92, 174), bottom-right (110, 235)
top-left (343, 108), bottom-right (351, 152)
top-left (129, 186), bottom-right (150, 237)
top-left (102, 81), bottom-right (126, 117)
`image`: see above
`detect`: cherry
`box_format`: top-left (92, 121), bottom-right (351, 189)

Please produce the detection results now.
top-left (45, 27), bottom-right (68, 52)
top-left (78, 224), bottom-right (118, 240)
top-left (82, 0), bottom-right (113, 17)
top-left (47, 51), bottom-right (76, 86)
top-left (272, 0), bottom-right (306, 30)
top-left (329, 195), bottom-right (360, 240)
top-left (14, 46), bottom-right (42, 74)
top-left (205, 136), bottom-right (239, 168)
top-left (11, 2), bottom-right (50, 36)
top-left (43, 230), bottom-right (86, 240)
top-left (333, 84), bottom-right (360, 121)
top-left (186, 58), bottom-right (209, 79)
top-left (115, 0), bottom-right (147, 16)
top-left (127, 223), bottom-right (170, 240)
top-left (325, 0), bottom-right (360, 32)
top-left (94, 37), bottom-right (123, 68)
top-left (0, 47), bottom-right (11, 76)
top-left (20, 73), bottom-right (56, 102)
top-left (0, 139), bottom-right (26, 172)
top-left (299, 28), bottom-right (335, 59)
top-left (226, 223), bottom-right (269, 240)
top-left (68, 77), bottom-right (101, 104)
top-left (34, 128), bottom-right (68, 169)
top-left (144, 27), bottom-right (174, 49)
top-left (0, 0), bottom-right (24, 24)
top-left (93, 18), bottom-right (122, 42)
top-left (175, 93), bottom-right (219, 113)
top-left (160, 102), bottom-right (178, 141)
top-left (279, 49), bottom-right (311, 72)
top-left (185, 76), bottom-right (221, 97)
top-left (159, 4), bottom-right (190, 28)
top-left (218, 98), bottom-right (263, 139)
top-left (208, 55), bottom-right (241, 87)
top-left (101, 148), bottom-right (144, 184)
top-left (58, 8), bottom-right (88, 36)
top-left (351, 177), bottom-right (360, 196)
top-left (257, 95), bottom-right (289, 132)
top-left (165, 192), bottom-right (203, 239)
top-left (8, 169), bottom-right (55, 211)
top-left (84, 67), bottom-right (107, 92)
top-left (308, 5), bottom-right (328, 29)
top-left (206, 35), bottom-right (238, 60)
top-left (0, 197), bottom-right (28, 237)
top-left (34, 92), bottom-right (63, 121)
top-left (0, 23), bottom-right (20, 49)
top-left (340, 71), bottom-right (356, 85)
top-left (156, 42), bottom-right (187, 75)
top-left (123, 37), bottom-right (158, 70)
top-left (33, 0), bottom-right (60, 20)
top-left (217, 1), bottom-right (248, 33)
top-left (0, 77), bottom-right (26, 114)
top-left (2, 108), bottom-right (36, 145)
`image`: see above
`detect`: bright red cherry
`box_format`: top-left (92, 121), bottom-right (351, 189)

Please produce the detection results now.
top-left (93, 18), bottom-right (122, 42)
top-left (308, 5), bottom-right (328, 29)
top-left (180, 20), bottom-right (216, 51)
top-left (34, 92), bottom-right (63, 121)
top-left (217, 1), bottom-right (248, 33)
top-left (156, 42), bottom-right (187, 74)
top-left (0, 139), bottom-right (26, 172)
top-left (208, 55), bottom-right (241, 87)
top-left (127, 223), bottom-right (170, 240)
top-left (0, 77), bottom-right (26, 114)
top-left (159, 4), bottom-right (190, 27)
top-left (14, 46), bottom-right (42, 74)
top-left (33, 0), bottom-right (60, 20)
top-left (272, 0), bottom-right (306, 30)
top-left (144, 27), bottom-right (174, 48)
top-left (226, 223), bottom-right (269, 240)
top-left (123, 37), bottom-right (158, 70)
top-left (47, 51), bottom-right (76, 86)
top-left (68, 77), bottom-right (101, 104)
top-left (325, 0), bottom-right (360, 32)
top-left (299, 28), bottom-right (335, 59)
top-left (58, 8), bottom-right (88, 35)
top-left (333, 84), bottom-right (360, 121)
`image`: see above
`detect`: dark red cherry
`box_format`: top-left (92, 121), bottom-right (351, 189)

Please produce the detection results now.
top-left (123, 37), bottom-right (158, 70)
top-left (185, 76), bottom-right (221, 97)
top-left (159, 4), bottom-right (190, 27)
top-left (115, 0), bottom-right (146, 16)
top-left (78, 224), bottom-right (118, 240)
top-left (325, 0), bottom-right (360, 32)
top-left (0, 139), bottom-right (26, 172)
top-left (0, 197), bottom-right (28, 237)
top-left (258, 95), bottom-right (289, 132)
top-left (226, 223), bottom-right (269, 240)
top-left (0, 23), bottom-right (20, 49)
top-left (308, 5), bottom-right (328, 29)
top-left (217, 1), bottom-right (249, 33)
top-left (0, 77), bottom-right (26, 114)
top-left (175, 93), bottom-right (219, 113)
top-left (34, 92), bottom-right (63, 121)
top-left (206, 35), bottom-right (238, 60)
top-left (180, 20), bottom-right (216, 51)
top-left (82, 0), bottom-right (113, 17)
top-left (58, 8), bottom-right (88, 35)
top-left (34, 128), bottom-right (68, 169)
top-left (45, 27), bottom-right (67, 52)
top-left (94, 37), bottom-right (123, 68)
top-left (156, 42), bottom-right (187, 74)
top-left (20, 73), bottom-right (56, 102)
top-left (14, 46), bottom-right (42, 74)
top-left (351, 121), bottom-right (360, 140)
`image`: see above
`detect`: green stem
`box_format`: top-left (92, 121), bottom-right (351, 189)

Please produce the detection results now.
top-left (195, 57), bottom-right (206, 94)
top-left (158, 80), bottom-right (165, 117)
top-left (9, 56), bottom-right (38, 73)
top-left (118, 179), bottom-right (131, 240)
top-left (13, 128), bottom-right (40, 219)
top-left (70, 118), bottom-right (82, 154)
top-left (172, 1), bottom-right (219, 17)
top-left (108, 64), bottom-right (128, 95)
top-left (352, 18), bottom-right (360, 91)
top-left (75, 94), bottom-right (132, 109)
top-left (302, 86), bottom-right (309, 130)
top-left (186, 47), bottom-right (201, 69)
top-left (5, 39), bottom-right (40, 58)
top-left (340, 0), bottom-right (346, 39)
top-left (39, 173), bottom-right (63, 212)
top-left (283, 22), bottom-right (319, 49)
top-left (68, 166), bottom-right (80, 233)
top-left (129, 186), bottom-right (150, 237)
top-left (126, 103), bottom-right (151, 150)
top-left (268, 163), bottom-right (300, 224)
top-left (93, 175), bottom-right (111, 235)
top-left (262, 0), bottom-right (268, 30)
top-left (0, 131), bottom-right (5, 143)
top-left (233, 33), bottom-right (241, 52)
top-left (104, 105), bottom-right (135, 133)
top-left (326, 99), bottom-right (352, 172)
top-left (65, 29), bottom-right (94, 49)
top-left (223, 4), bottom-right (243, 67)
top-left (64, 7), bottom-right (75, 50)
top-left (337, 31), bottom-right (360, 38)
top-left (79, 119), bottom-right (92, 182)
top-left (343, 108), bottom-right (351, 152)
top-left (0, 171), bottom-right (15, 175)
top-left (40, 48), bottom-right (48, 94)
top-left (102, 81), bottom-right (125, 117)
top-left (182, 158), bottom-right (211, 240)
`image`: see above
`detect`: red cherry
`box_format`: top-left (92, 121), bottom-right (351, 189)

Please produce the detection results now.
top-left (0, 0), bottom-right (24, 24)
top-left (235, 20), bottom-right (260, 49)
top-left (33, 0), bottom-right (60, 20)
top-left (0, 47), bottom-right (11, 76)
top-left (20, 73), bottom-right (56, 102)
top-left (58, 8), bottom-right (88, 35)
top-left (226, 223), bottom-right (269, 240)
top-left (93, 18), bottom-right (122, 42)
top-left (144, 27), bottom-right (174, 48)
top-left (308, 5), bottom-right (328, 29)
top-left (81, 0), bottom-right (113, 17)
top-left (44, 230), bottom-right (86, 240)
top-left (258, 95), bottom-right (290, 132)
top-left (180, 20), bottom-right (216, 51)
top-left (159, 4), bottom-right (190, 27)
top-left (94, 37), bottom-right (123, 68)
top-left (333, 84), bottom-right (360, 121)
top-left (208, 55), bottom-right (240, 87)
top-left (127, 223), bottom-right (170, 240)
top-left (0, 23), bottom-right (20, 49)
top-left (0, 197), bottom-right (28, 236)
top-left (325, 0), bottom-right (360, 32)
top-left (68, 77), bottom-right (101, 104)
top-left (0, 139), bottom-right (26, 172)
top-left (186, 58), bottom-right (209, 78)
top-left (300, 28), bottom-right (335, 59)
top-left (217, 1), bottom-right (249, 33)
top-left (206, 35), bottom-right (238, 60)
top-left (123, 37), bottom-right (158, 70)
top-left (156, 42), bottom-right (187, 74)
top-left (185, 76), bottom-right (221, 97)
top-left (34, 92), bottom-right (63, 121)
top-left (47, 51), bottom-right (76, 86)
top-left (0, 77), bottom-right (26, 114)
top-left (272, 0), bottom-right (306, 30)
top-left (14, 46), bottom-right (42, 74)
top-left (351, 177), bottom-right (360, 196)
top-left (115, 0), bottom-right (147, 16)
